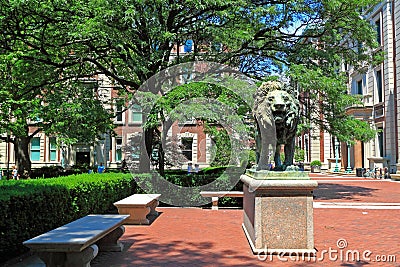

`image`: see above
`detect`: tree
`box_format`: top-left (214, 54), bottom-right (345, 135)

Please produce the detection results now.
top-left (0, 0), bottom-right (381, 173)
top-left (0, 1), bottom-right (118, 176)
top-left (288, 65), bottom-right (377, 143)
top-left (205, 126), bottom-right (232, 167)
top-left (141, 81), bottom-right (252, 174)
top-left (163, 136), bottom-right (189, 169)
top-left (0, 52), bottom-right (115, 177)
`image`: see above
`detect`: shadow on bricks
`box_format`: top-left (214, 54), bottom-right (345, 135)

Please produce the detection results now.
top-left (313, 184), bottom-right (377, 201)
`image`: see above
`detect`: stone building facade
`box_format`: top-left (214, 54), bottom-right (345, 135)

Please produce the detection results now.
top-left (344, 1), bottom-right (400, 174)
top-left (305, 1), bottom-right (400, 174)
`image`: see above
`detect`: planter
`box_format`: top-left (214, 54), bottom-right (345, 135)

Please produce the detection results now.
top-left (311, 166), bottom-right (321, 173)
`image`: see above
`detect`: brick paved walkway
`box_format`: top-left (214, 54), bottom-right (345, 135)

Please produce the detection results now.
top-left (6, 175), bottom-right (400, 267)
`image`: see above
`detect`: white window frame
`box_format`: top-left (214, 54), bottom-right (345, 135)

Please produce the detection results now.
top-left (130, 104), bottom-right (143, 124)
top-left (30, 137), bottom-right (41, 161)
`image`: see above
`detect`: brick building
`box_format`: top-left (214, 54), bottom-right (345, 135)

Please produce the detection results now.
top-left (0, 43), bottom-right (215, 173)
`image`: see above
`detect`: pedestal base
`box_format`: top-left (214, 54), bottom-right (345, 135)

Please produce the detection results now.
top-left (242, 224), bottom-right (316, 255)
top-left (241, 174), bottom-right (318, 254)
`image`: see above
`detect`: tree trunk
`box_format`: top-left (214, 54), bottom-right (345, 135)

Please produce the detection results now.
top-left (14, 136), bottom-right (32, 178)
top-left (155, 126), bottom-right (166, 177)
top-left (158, 139), bottom-right (165, 177)
top-left (139, 128), bottom-right (152, 173)
top-left (157, 120), bottom-right (172, 177)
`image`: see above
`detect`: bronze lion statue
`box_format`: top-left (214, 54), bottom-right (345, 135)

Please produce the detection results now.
top-left (253, 81), bottom-right (300, 170)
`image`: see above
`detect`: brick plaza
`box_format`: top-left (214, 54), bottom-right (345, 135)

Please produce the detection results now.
top-left (7, 174), bottom-right (400, 267)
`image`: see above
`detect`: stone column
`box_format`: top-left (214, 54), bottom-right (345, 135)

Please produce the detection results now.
top-left (241, 171), bottom-right (318, 255)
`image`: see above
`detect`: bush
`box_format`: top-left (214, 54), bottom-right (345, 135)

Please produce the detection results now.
top-left (136, 166), bottom-right (245, 207)
top-left (30, 166), bottom-right (65, 178)
top-left (310, 160), bottom-right (322, 167)
top-left (294, 147), bottom-right (305, 162)
top-left (244, 150), bottom-right (257, 168)
top-left (0, 173), bottom-right (140, 264)
top-left (201, 165), bottom-right (235, 174)
top-left (154, 173), bottom-right (243, 207)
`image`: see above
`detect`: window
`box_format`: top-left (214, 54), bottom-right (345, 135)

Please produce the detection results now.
top-left (116, 137), bottom-right (122, 162)
top-left (116, 103), bottom-right (123, 122)
top-left (30, 137), bottom-right (41, 161)
top-left (375, 19), bottom-right (381, 45)
top-left (127, 133), bottom-right (141, 160)
top-left (131, 104), bottom-right (142, 124)
top-left (49, 137), bottom-right (57, 161)
top-left (131, 150), bottom-right (140, 160)
top-left (357, 80), bottom-right (363, 95)
top-left (181, 137), bottom-right (193, 161)
top-left (376, 70), bottom-right (383, 102)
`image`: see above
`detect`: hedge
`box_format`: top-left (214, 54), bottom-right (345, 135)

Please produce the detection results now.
top-left (0, 169), bottom-right (244, 263)
top-left (0, 173), bottom-right (143, 263)
top-left (137, 167), bottom-right (244, 207)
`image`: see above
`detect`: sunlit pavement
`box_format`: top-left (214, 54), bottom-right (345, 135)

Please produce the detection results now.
top-left (6, 174), bottom-right (400, 267)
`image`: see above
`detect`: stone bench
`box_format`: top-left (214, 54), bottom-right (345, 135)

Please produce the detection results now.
top-left (23, 214), bottom-right (130, 267)
top-left (114, 194), bottom-right (161, 224)
top-left (200, 191), bottom-right (244, 210)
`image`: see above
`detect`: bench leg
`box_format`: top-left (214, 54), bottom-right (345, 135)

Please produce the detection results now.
top-left (148, 199), bottom-right (159, 217)
top-left (119, 206), bottom-right (151, 224)
top-left (37, 251), bottom-right (65, 267)
top-left (38, 244), bottom-right (98, 267)
top-left (212, 197), bottom-right (219, 210)
top-left (97, 225), bottom-right (125, 252)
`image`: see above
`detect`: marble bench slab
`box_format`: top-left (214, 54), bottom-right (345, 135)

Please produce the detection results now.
top-left (23, 214), bottom-right (130, 267)
top-left (114, 194), bottom-right (161, 224)
top-left (200, 191), bottom-right (244, 210)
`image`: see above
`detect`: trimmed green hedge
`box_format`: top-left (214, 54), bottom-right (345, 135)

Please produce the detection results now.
top-left (0, 173), bottom-right (142, 263)
top-left (0, 169), bottom-right (244, 263)
top-left (138, 167), bottom-right (244, 207)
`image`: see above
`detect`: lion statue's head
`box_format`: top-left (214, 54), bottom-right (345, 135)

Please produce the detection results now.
top-left (254, 81), bottom-right (299, 132)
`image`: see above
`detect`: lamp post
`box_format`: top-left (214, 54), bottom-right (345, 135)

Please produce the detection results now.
top-left (6, 133), bottom-right (10, 179)
top-left (334, 138), bottom-right (340, 173)
top-left (345, 141), bottom-right (352, 173)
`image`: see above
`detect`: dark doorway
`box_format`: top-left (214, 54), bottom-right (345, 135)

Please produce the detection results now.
top-left (76, 152), bottom-right (90, 165)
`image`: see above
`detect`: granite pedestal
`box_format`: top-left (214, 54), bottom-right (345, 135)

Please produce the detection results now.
top-left (241, 170), bottom-right (318, 255)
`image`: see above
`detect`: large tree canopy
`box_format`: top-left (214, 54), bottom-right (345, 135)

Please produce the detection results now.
top-left (0, 0), bottom-right (381, 80)
top-left (0, 0), bottom-right (381, 173)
